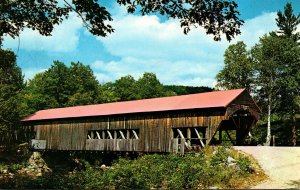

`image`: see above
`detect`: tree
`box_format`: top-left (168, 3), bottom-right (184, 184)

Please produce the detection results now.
top-left (0, 49), bottom-right (24, 145)
top-left (20, 73), bottom-right (59, 117)
top-left (0, 0), bottom-right (244, 46)
top-left (276, 2), bottom-right (300, 42)
top-left (214, 3), bottom-right (300, 146)
top-left (251, 33), bottom-right (295, 146)
top-left (275, 2), bottom-right (300, 145)
top-left (22, 61), bottom-right (101, 114)
top-left (113, 75), bottom-right (137, 101)
top-left (164, 85), bottom-right (213, 95)
top-left (67, 62), bottom-right (100, 106)
top-left (277, 42), bottom-right (300, 146)
top-left (215, 41), bottom-right (254, 92)
top-left (135, 72), bottom-right (165, 99)
top-left (98, 82), bottom-right (120, 103)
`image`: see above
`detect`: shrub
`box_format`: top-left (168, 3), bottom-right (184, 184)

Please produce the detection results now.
top-left (236, 155), bottom-right (253, 174)
top-left (0, 146), bottom-right (257, 189)
top-left (9, 163), bottom-right (26, 173)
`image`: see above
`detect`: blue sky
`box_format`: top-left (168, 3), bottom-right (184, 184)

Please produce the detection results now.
top-left (3, 0), bottom-right (300, 87)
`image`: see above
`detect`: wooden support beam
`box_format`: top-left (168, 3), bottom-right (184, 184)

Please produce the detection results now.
top-left (132, 130), bottom-right (139, 139)
top-left (172, 138), bottom-right (178, 154)
top-left (225, 130), bottom-right (234, 143)
top-left (96, 131), bottom-right (101, 139)
top-left (177, 129), bottom-right (189, 148)
top-left (107, 117), bottom-right (110, 129)
top-left (230, 116), bottom-right (240, 129)
top-left (177, 129), bottom-right (185, 139)
top-left (180, 138), bottom-right (185, 155)
top-left (124, 117), bottom-right (126, 128)
top-left (126, 130), bottom-right (130, 139)
top-left (102, 131), bottom-right (106, 139)
top-left (107, 131), bottom-right (113, 139)
top-left (119, 131), bottom-right (126, 139)
top-left (194, 128), bottom-right (205, 147)
top-left (187, 128), bottom-right (191, 146)
top-left (87, 134), bottom-right (92, 140)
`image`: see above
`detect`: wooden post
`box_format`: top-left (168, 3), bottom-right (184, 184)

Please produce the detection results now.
top-left (119, 131), bottom-right (126, 139)
top-left (225, 130), bottom-right (234, 144)
top-left (194, 128), bottom-right (205, 147)
top-left (87, 134), bottom-right (92, 140)
top-left (107, 117), bottom-right (110, 129)
top-left (107, 131), bottom-right (113, 139)
top-left (180, 138), bottom-right (185, 155)
top-left (96, 131), bottom-right (101, 139)
top-left (172, 139), bottom-right (178, 154)
top-left (187, 128), bottom-right (191, 146)
top-left (132, 130), bottom-right (139, 139)
top-left (272, 135), bottom-right (275, 147)
top-left (177, 129), bottom-right (189, 148)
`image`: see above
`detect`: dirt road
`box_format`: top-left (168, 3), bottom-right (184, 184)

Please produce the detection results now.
top-left (234, 146), bottom-right (300, 189)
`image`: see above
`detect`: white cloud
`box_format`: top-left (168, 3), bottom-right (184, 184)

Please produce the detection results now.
top-left (93, 12), bottom-right (230, 87)
top-left (99, 14), bottom-right (228, 62)
top-left (3, 12), bottom-right (82, 52)
top-left (92, 57), bottom-right (221, 87)
top-left (23, 68), bottom-right (46, 80)
top-left (3, 5), bottom-right (284, 87)
top-left (92, 10), bottom-right (280, 87)
top-left (232, 12), bottom-right (278, 47)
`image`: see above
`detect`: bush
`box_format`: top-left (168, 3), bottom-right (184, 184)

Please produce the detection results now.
top-left (0, 147), bottom-right (256, 189)
top-left (9, 163), bottom-right (26, 173)
top-left (236, 155), bottom-right (253, 174)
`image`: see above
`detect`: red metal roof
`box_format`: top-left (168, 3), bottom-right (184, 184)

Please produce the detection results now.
top-left (21, 89), bottom-right (245, 122)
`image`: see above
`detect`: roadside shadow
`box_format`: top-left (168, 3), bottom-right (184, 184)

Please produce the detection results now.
top-left (286, 180), bottom-right (300, 189)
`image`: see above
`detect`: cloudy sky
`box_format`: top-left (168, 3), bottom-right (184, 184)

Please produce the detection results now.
top-left (3, 0), bottom-right (300, 87)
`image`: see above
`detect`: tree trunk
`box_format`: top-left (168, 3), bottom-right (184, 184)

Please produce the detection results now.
top-left (292, 110), bottom-right (296, 146)
top-left (265, 94), bottom-right (272, 146)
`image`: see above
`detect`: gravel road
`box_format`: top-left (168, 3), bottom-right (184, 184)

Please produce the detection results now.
top-left (234, 146), bottom-right (300, 189)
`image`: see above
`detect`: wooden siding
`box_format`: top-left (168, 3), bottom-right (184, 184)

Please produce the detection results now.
top-left (31, 109), bottom-right (226, 152)
top-left (226, 90), bottom-right (260, 120)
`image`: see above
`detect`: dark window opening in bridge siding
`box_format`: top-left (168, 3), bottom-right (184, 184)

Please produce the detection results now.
top-left (87, 129), bottom-right (139, 140)
top-left (172, 127), bottom-right (206, 146)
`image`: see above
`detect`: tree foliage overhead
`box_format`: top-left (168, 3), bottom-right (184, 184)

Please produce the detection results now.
top-left (0, 0), bottom-right (243, 45)
top-left (118, 0), bottom-right (243, 41)
top-left (0, 49), bottom-right (24, 145)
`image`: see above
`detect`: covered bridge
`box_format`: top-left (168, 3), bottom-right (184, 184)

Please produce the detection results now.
top-left (22, 89), bottom-right (260, 154)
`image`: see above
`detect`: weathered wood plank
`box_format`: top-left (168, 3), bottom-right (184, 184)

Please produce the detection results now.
top-left (31, 107), bottom-right (257, 152)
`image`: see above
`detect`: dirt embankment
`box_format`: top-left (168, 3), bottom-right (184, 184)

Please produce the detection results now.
top-left (235, 146), bottom-right (300, 189)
